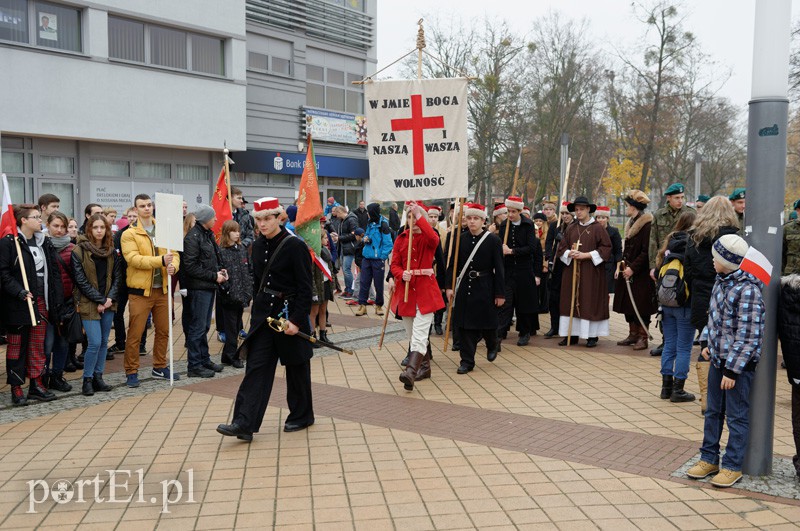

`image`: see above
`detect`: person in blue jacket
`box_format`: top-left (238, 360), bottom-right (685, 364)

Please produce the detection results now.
top-left (355, 203), bottom-right (393, 316)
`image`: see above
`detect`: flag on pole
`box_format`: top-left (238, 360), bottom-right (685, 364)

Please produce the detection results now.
top-left (1, 173), bottom-right (18, 238)
top-left (211, 166), bottom-right (233, 237)
top-left (740, 246), bottom-right (773, 285)
top-left (295, 135), bottom-right (323, 256)
top-left (310, 249), bottom-right (332, 281)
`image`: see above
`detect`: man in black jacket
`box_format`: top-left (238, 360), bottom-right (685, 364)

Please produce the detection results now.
top-left (388, 203), bottom-right (401, 237)
top-left (183, 204), bottom-right (227, 378)
top-left (354, 201), bottom-right (369, 230)
top-left (217, 197), bottom-right (315, 441)
top-left (334, 206), bottom-right (360, 297)
top-left (543, 204), bottom-right (573, 337)
top-left (0, 204), bottom-right (64, 405)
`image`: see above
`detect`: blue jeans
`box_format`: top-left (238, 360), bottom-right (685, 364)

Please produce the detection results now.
top-left (342, 254), bottom-right (355, 293)
top-left (358, 258), bottom-right (385, 306)
top-left (45, 323), bottom-right (67, 373)
top-left (186, 290), bottom-right (214, 371)
top-left (701, 363), bottom-right (755, 471)
top-left (82, 311), bottom-right (115, 379)
top-left (660, 306), bottom-right (695, 380)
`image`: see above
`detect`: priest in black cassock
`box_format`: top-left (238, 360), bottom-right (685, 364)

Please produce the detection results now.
top-left (555, 196), bottom-right (612, 348)
top-left (496, 195), bottom-right (543, 346)
top-left (446, 202), bottom-right (505, 374)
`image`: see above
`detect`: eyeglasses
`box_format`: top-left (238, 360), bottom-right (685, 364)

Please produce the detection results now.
top-left (24, 215), bottom-right (42, 220)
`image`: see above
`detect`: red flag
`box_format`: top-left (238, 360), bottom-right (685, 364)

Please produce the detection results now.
top-left (211, 166), bottom-right (232, 236)
top-left (1, 173), bottom-right (18, 238)
top-left (295, 136), bottom-right (323, 227)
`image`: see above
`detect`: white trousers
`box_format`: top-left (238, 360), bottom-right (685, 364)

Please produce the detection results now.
top-left (402, 309), bottom-right (434, 353)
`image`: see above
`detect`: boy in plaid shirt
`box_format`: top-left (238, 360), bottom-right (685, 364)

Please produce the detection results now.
top-left (686, 234), bottom-right (765, 487)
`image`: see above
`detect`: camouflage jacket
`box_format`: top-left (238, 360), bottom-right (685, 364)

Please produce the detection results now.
top-left (648, 204), bottom-right (695, 270)
top-left (783, 220), bottom-right (800, 276)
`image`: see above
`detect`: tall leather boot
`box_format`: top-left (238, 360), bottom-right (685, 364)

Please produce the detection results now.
top-left (696, 361), bottom-right (709, 413)
top-left (399, 351), bottom-right (423, 391)
top-left (416, 344), bottom-right (432, 381)
top-left (660, 375), bottom-right (673, 399)
top-left (632, 324), bottom-right (649, 351)
top-left (670, 378), bottom-right (696, 403)
top-left (319, 330), bottom-right (333, 345)
top-left (617, 323), bottom-right (638, 346)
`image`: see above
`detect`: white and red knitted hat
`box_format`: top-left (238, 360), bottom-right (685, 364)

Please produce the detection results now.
top-left (522, 206), bottom-right (531, 217)
top-left (595, 205), bottom-right (611, 217)
top-left (253, 197), bottom-right (283, 217)
top-left (463, 202), bottom-right (487, 219)
top-left (493, 203), bottom-right (508, 217)
top-left (505, 195), bottom-right (524, 211)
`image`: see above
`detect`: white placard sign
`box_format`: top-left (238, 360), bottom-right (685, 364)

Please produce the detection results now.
top-left (154, 192), bottom-right (184, 252)
top-left (365, 77), bottom-right (469, 201)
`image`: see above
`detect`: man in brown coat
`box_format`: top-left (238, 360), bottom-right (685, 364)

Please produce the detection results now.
top-left (613, 190), bottom-right (657, 350)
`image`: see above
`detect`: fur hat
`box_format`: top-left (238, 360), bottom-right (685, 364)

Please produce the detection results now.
top-left (493, 203), bottom-right (508, 217)
top-left (595, 206), bottom-right (611, 218)
top-left (505, 195), bottom-right (524, 211)
top-left (463, 202), bottom-right (487, 219)
top-left (194, 204), bottom-right (215, 225)
top-left (624, 190), bottom-right (651, 211)
top-left (560, 201), bottom-right (570, 213)
top-left (532, 212), bottom-right (547, 222)
top-left (253, 197), bottom-right (283, 218)
top-left (712, 234), bottom-right (749, 272)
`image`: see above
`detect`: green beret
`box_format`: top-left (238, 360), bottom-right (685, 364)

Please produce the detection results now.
top-left (729, 187), bottom-right (746, 201)
top-left (664, 183), bottom-right (684, 196)
top-left (794, 199), bottom-right (800, 210)
top-left (791, 211), bottom-right (799, 220)
top-left (697, 194), bottom-right (710, 203)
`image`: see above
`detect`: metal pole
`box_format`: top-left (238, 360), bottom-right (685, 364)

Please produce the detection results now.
top-left (741, 0), bottom-right (791, 477)
top-left (693, 153), bottom-right (702, 201)
top-left (560, 134), bottom-right (569, 202)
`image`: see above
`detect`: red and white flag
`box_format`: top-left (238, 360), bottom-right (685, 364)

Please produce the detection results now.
top-left (1, 173), bottom-right (18, 238)
top-left (740, 246), bottom-right (773, 285)
top-left (309, 249), bottom-right (332, 281)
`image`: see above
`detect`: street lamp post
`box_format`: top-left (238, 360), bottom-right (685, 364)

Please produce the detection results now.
top-left (693, 153), bottom-right (702, 202)
top-left (742, 0), bottom-right (791, 476)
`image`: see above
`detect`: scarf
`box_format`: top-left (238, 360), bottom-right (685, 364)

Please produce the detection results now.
top-left (50, 235), bottom-right (72, 252)
top-left (78, 239), bottom-right (114, 258)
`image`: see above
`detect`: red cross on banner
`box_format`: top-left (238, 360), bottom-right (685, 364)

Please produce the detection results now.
top-left (390, 94), bottom-right (445, 175)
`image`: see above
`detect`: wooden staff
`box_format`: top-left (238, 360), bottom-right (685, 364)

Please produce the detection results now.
top-left (378, 284), bottom-right (394, 350)
top-left (13, 236), bottom-right (37, 326)
top-left (566, 240), bottom-right (582, 346)
top-left (443, 200), bottom-right (464, 351)
top-left (502, 148), bottom-right (523, 248)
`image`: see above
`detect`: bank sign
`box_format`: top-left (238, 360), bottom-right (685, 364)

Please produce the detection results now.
top-left (234, 150), bottom-right (369, 180)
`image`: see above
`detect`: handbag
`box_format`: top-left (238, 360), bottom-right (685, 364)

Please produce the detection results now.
top-left (58, 298), bottom-right (84, 343)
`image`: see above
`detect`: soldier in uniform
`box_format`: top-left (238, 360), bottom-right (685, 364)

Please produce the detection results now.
top-left (695, 194), bottom-right (710, 211)
top-left (496, 196), bottom-right (542, 346)
top-left (648, 183), bottom-right (694, 355)
top-left (446, 203), bottom-right (504, 374)
top-left (217, 197), bottom-right (314, 442)
top-left (729, 188), bottom-right (746, 235)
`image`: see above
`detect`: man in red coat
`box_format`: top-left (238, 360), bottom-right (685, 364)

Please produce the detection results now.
top-left (390, 202), bottom-right (445, 390)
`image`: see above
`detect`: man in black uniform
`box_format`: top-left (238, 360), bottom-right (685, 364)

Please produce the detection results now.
top-left (446, 202), bottom-right (504, 374)
top-left (217, 197), bottom-right (314, 442)
top-left (497, 195), bottom-right (542, 346)
top-left (544, 203), bottom-right (573, 337)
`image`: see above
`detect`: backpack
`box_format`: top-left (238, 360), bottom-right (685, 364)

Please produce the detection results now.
top-left (657, 258), bottom-right (689, 307)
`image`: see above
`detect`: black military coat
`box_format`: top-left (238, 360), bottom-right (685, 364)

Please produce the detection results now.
top-left (447, 229), bottom-right (504, 330)
top-left (497, 217), bottom-right (542, 303)
top-left (238, 228), bottom-right (313, 365)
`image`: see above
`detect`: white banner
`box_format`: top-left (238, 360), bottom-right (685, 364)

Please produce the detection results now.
top-left (154, 192), bottom-right (184, 252)
top-left (365, 78), bottom-right (469, 201)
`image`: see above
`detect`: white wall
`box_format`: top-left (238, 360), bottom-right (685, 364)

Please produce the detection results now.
top-left (0, 0), bottom-right (247, 151)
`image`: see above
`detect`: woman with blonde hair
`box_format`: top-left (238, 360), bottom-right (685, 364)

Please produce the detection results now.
top-left (684, 196), bottom-right (740, 412)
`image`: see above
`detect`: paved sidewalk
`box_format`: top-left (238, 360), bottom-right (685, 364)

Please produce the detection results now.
top-left (0, 293), bottom-right (798, 529)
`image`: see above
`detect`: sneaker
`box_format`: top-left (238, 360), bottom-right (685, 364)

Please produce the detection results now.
top-left (686, 460), bottom-right (720, 479)
top-left (239, 329), bottom-right (248, 339)
top-left (340, 291), bottom-right (353, 300)
top-left (152, 367), bottom-right (180, 381)
top-left (217, 332), bottom-right (227, 343)
top-left (345, 300), bottom-right (359, 306)
top-left (106, 352), bottom-right (115, 361)
top-left (367, 299), bottom-right (375, 305)
top-left (107, 345), bottom-right (125, 354)
top-left (188, 367), bottom-right (215, 378)
top-left (710, 469), bottom-right (743, 488)
top-left (126, 374), bottom-right (140, 388)
top-left (139, 345), bottom-right (147, 356)
top-left (203, 361), bottom-right (224, 373)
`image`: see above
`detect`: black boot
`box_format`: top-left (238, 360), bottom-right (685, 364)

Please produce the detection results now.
top-left (544, 328), bottom-right (557, 338)
top-left (28, 378), bottom-right (56, 402)
top-left (516, 333), bottom-right (531, 347)
top-left (319, 330), bottom-right (333, 345)
top-left (660, 375), bottom-right (673, 400)
top-left (650, 343), bottom-right (663, 357)
top-left (310, 332), bottom-right (322, 349)
top-left (670, 379), bottom-right (696, 403)
top-left (558, 336), bottom-right (579, 346)
top-left (82, 377), bottom-right (95, 396)
top-left (401, 346), bottom-right (411, 367)
top-left (92, 374), bottom-right (112, 392)
top-left (49, 371), bottom-right (73, 392)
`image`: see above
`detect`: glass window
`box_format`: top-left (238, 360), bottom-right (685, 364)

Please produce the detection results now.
top-left (307, 65), bottom-right (324, 81)
top-left (326, 87), bottom-right (345, 111)
top-left (346, 179), bottom-right (361, 186)
top-left (90, 159), bottom-right (129, 177)
top-left (270, 174), bottom-right (291, 185)
top-left (306, 83), bottom-right (324, 108)
top-left (0, 0), bottom-right (27, 44)
top-left (328, 188), bottom-right (345, 206)
top-left (108, 16), bottom-right (144, 62)
top-left (135, 162), bottom-right (170, 179)
top-left (248, 51), bottom-right (268, 71)
top-left (346, 189), bottom-right (362, 210)
top-left (327, 178), bottom-right (344, 186)
top-left (35, 1), bottom-right (81, 52)
top-left (346, 90), bottom-right (362, 113)
top-left (272, 56), bottom-right (290, 75)
top-left (176, 164), bottom-right (208, 181)
top-left (40, 181), bottom-right (73, 217)
top-left (0, 136), bottom-right (24, 149)
top-left (39, 155), bottom-right (73, 174)
top-left (1, 151), bottom-right (24, 173)
top-left (327, 68), bottom-right (344, 86)
top-left (347, 72), bottom-right (362, 85)
top-left (245, 172), bottom-right (269, 184)
top-left (6, 175), bottom-right (26, 203)
top-left (192, 33), bottom-right (224, 75)
top-left (150, 25), bottom-right (186, 69)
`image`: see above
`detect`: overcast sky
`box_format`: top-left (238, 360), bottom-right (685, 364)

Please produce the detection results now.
top-left (376, 0), bottom-right (799, 111)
